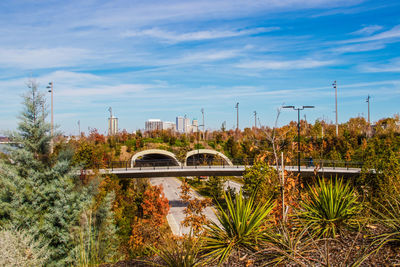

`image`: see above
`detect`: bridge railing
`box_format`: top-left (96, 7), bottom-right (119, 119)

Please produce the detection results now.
top-left (298, 159), bottom-right (363, 170)
top-left (99, 158), bottom-right (363, 171)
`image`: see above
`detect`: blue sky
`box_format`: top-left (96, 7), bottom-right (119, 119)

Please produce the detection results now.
top-left (0, 0), bottom-right (400, 135)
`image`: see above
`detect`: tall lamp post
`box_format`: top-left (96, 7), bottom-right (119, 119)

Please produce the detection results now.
top-left (366, 95), bottom-right (370, 124)
top-left (46, 82), bottom-right (54, 152)
top-left (195, 123), bottom-right (204, 166)
top-left (46, 82), bottom-right (54, 136)
top-left (201, 108), bottom-right (205, 140)
top-left (333, 81), bottom-right (338, 137)
top-left (235, 102), bottom-right (239, 131)
top-left (283, 105), bottom-right (315, 174)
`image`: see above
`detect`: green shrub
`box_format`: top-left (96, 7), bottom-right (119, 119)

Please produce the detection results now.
top-left (0, 228), bottom-right (49, 267)
top-left (202, 190), bottom-right (274, 265)
top-left (373, 189), bottom-right (400, 248)
top-left (299, 178), bottom-right (361, 237)
top-left (151, 235), bottom-right (204, 267)
top-left (259, 224), bottom-right (312, 266)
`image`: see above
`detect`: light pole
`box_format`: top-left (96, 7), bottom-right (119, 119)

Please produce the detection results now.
top-left (201, 108), bottom-right (205, 140)
top-left (283, 105), bottom-right (315, 175)
top-left (46, 82), bottom-right (54, 153)
top-left (366, 95), bottom-right (370, 124)
top-left (333, 81), bottom-right (338, 136)
top-left (46, 82), bottom-right (54, 137)
top-left (235, 102), bottom-right (239, 131)
top-left (195, 123), bottom-right (204, 166)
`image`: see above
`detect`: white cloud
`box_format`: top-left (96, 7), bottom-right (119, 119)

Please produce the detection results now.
top-left (180, 50), bottom-right (240, 62)
top-left (332, 42), bottom-right (385, 53)
top-left (57, 84), bottom-right (149, 97)
top-left (340, 25), bottom-right (400, 44)
top-left (0, 47), bottom-right (93, 69)
top-left (236, 58), bottom-right (336, 70)
top-left (350, 25), bottom-right (383, 35)
top-left (360, 58), bottom-right (400, 73)
top-left (122, 27), bottom-right (279, 43)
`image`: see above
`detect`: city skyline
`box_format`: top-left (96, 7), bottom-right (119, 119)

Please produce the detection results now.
top-left (0, 1), bottom-right (400, 134)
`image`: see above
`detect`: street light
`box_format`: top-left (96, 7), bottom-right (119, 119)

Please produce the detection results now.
top-left (46, 82), bottom-right (54, 137)
top-left (283, 105), bottom-right (315, 175)
top-left (194, 123), bottom-right (204, 166)
top-left (366, 95), bottom-right (370, 124)
top-left (46, 82), bottom-right (54, 153)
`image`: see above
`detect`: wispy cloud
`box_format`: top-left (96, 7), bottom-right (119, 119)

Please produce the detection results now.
top-left (360, 58), bottom-right (400, 73)
top-left (332, 42), bottom-right (385, 53)
top-left (122, 27), bottom-right (279, 43)
top-left (350, 25), bottom-right (383, 35)
top-left (236, 58), bottom-right (336, 70)
top-left (340, 25), bottom-right (400, 44)
top-left (0, 47), bottom-right (93, 69)
top-left (58, 84), bottom-right (150, 97)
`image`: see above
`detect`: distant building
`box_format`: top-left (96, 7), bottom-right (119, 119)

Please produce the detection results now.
top-left (176, 116), bottom-right (200, 133)
top-left (176, 116), bottom-right (184, 132)
top-left (108, 116), bottom-right (118, 135)
top-left (163, 121), bottom-right (176, 131)
top-left (145, 119), bottom-right (163, 131)
top-left (192, 119), bottom-right (199, 132)
top-left (184, 117), bottom-right (191, 133)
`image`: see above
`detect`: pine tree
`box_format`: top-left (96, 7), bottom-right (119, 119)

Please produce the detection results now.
top-left (0, 81), bottom-right (90, 266)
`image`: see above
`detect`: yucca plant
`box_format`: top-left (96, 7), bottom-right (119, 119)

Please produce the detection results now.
top-left (151, 234), bottom-right (203, 267)
top-left (258, 224), bottom-right (314, 266)
top-left (373, 190), bottom-right (400, 248)
top-left (299, 178), bottom-right (361, 237)
top-left (202, 190), bottom-right (275, 265)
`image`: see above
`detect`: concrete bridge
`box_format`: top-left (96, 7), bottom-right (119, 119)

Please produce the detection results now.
top-left (95, 165), bottom-right (362, 179)
top-left (84, 148), bottom-right (365, 178)
top-left (130, 148), bottom-right (234, 168)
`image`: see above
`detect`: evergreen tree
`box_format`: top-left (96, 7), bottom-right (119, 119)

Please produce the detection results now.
top-left (0, 81), bottom-right (90, 266)
top-left (206, 176), bottom-right (224, 200)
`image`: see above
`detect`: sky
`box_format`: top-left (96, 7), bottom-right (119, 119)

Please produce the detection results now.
top-left (0, 0), bottom-right (399, 135)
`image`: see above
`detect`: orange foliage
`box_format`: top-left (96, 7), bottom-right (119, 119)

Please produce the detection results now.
top-left (129, 184), bottom-right (170, 252)
top-left (180, 180), bottom-right (211, 235)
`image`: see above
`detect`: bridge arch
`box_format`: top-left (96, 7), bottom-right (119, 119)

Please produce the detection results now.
top-left (185, 149), bottom-right (233, 166)
top-left (130, 149), bottom-right (181, 168)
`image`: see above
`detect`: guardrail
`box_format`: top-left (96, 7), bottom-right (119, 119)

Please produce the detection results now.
top-left (88, 158), bottom-right (364, 171)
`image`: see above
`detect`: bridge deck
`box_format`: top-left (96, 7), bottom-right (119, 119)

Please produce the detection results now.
top-left (86, 165), bottom-right (362, 178)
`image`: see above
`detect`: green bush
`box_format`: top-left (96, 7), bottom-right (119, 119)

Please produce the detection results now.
top-left (0, 228), bottom-right (49, 267)
top-left (299, 178), bottom-right (361, 237)
top-left (151, 235), bottom-right (204, 267)
top-left (202, 190), bottom-right (274, 265)
top-left (373, 189), bottom-right (400, 248)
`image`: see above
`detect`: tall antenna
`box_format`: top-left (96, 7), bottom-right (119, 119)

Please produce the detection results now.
top-left (333, 81), bottom-right (338, 136)
top-left (254, 111), bottom-right (257, 128)
top-left (235, 102), bottom-right (239, 131)
top-left (366, 95), bottom-right (370, 124)
top-left (108, 107), bottom-right (112, 118)
top-left (78, 120), bottom-right (80, 136)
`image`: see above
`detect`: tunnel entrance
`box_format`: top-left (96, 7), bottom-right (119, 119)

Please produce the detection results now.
top-left (134, 154), bottom-right (179, 167)
top-left (186, 154), bottom-right (227, 166)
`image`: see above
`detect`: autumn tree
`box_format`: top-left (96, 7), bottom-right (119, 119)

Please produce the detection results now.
top-left (180, 180), bottom-right (211, 235)
top-left (129, 184), bottom-right (169, 255)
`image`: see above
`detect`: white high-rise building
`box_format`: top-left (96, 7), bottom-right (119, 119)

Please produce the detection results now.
top-left (176, 116), bottom-right (184, 132)
top-left (108, 117), bottom-right (118, 135)
top-left (145, 119), bottom-right (163, 131)
top-left (184, 117), bottom-right (191, 133)
top-left (163, 121), bottom-right (176, 131)
top-left (192, 119), bottom-right (199, 132)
